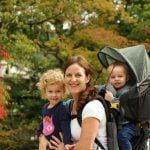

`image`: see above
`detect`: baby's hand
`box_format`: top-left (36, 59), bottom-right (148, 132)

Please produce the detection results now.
top-left (104, 90), bottom-right (114, 102)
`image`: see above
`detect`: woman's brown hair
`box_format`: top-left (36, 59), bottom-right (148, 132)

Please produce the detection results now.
top-left (64, 55), bottom-right (99, 112)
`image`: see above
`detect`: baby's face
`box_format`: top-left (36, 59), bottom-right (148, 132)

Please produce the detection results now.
top-left (108, 65), bottom-right (128, 89)
top-left (45, 83), bottom-right (65, 106)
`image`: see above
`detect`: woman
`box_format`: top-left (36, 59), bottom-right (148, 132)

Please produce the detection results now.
top-left (40, 55), bottom-right (107, 150)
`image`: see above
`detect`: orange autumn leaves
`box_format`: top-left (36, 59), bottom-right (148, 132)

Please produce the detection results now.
top-left (0, 45), bottom-right (11, 59)
top-left (0, 82), bottom-right (8, 120)
top-left (0, 106), bottom-right (7, 119)
top-left (0, 45), bottom-right (10, 119)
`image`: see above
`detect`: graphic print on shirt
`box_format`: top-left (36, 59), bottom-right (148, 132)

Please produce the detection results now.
top-left (42, 116), bottom-right (55, 136)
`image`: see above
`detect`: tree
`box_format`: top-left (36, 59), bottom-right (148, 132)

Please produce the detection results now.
top-left (116, 0), bottom-right (150, 42)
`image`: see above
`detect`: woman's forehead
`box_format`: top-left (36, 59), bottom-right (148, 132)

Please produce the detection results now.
top-left (66, 63), bottom-right (85, 72)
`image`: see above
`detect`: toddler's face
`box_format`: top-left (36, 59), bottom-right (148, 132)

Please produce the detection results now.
top-left (108, 65), bottom-right (128, 89)
top-left (45, 83), bottom-right (65, 106)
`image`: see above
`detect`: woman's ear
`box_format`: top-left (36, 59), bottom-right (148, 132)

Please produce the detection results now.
top-left (86, 75), bottom-right (91, 83)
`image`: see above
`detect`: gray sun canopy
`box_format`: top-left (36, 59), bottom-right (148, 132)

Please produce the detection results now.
top-left (97, 45), bottom-right (150, 84)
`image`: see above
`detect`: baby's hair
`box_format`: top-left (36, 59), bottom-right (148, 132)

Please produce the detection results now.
top-left (108, 62), bottom-right (129, 76)
top-left (37, 69), bottom-right (66, 99)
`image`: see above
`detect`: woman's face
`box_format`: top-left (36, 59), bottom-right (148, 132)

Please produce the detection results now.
top-left (65, 63), bottom-right (90, 98)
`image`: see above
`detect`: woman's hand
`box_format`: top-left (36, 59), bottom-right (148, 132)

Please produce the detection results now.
top-left (39, 135), bottom-right (51, 150)
top-left (50, 135), bottom-right (66, 150)
top-left (65, 144), bottom-right (76, 150)
top-left (50, 133), bottom-right (75, 150)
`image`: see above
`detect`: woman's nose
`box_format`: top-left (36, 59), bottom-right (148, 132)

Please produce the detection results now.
top-left (70, 75), bottom-right (77, 81)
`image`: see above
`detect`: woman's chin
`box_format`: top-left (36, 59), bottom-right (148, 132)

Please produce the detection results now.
top-left (70, 90), bottom-right (80, 96)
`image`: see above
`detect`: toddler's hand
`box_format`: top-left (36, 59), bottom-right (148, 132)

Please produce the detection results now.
top-left (104, 90), bottom-right (114, 102)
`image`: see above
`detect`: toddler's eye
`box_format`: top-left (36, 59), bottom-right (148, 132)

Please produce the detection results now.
top-left (118, 75), bottom-right (123, 78)
top-left (110, 76), bottom-right (115, 79)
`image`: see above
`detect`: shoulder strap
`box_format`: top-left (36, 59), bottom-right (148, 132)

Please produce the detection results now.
top-left (77, 99), bottom-right (106, 150)
top-left (63, 99), bottom-right (72, 114)
top-left (66, 99), bottom-right (78, 120)
top-left (98, 96), bottom-right (112, 122)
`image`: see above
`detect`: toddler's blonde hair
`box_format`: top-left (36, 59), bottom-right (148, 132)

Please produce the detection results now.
top-left (37, 69), bottom-right (66, 99)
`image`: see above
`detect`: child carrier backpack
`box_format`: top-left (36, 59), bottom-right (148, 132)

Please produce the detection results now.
top-left (97, 44), bottom-right (150, 150)
top-left (74, 96), bottom-right (119, 150)
top-left (120, 75), bottom-right (150, 122)
top-left (120, 75), bottom-right (150, 150)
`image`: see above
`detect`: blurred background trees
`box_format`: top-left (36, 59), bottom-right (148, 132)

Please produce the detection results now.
top-left (0, 0), bottom-right (149, 149)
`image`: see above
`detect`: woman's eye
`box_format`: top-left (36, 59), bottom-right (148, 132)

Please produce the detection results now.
top-left (56, 90), bottom-right (61, 93)
top-left (65, 74), bottom-right (72, 77)
top-left (76, 74), bottom-right (82, 77)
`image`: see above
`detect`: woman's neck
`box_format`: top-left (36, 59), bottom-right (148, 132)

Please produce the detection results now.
top-left (72, 94), bottom-right (79, 102)
top-left (71, 99), bottom-right (78, 115)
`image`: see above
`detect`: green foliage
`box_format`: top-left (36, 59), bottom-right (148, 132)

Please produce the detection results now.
top-left (0, 121), bottom-right (39, 150)
top-left (117, 0), bottom-right (150, 42)
top-left (127, 25), bottom-right (148, 41)
top-left (0, 97), bottom-right (44, 149)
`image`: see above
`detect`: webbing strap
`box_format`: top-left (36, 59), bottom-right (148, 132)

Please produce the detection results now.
top-left (95, 138), bottom-right (105, 150)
